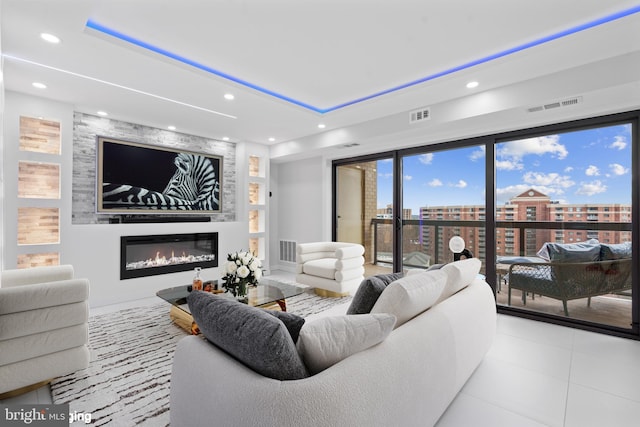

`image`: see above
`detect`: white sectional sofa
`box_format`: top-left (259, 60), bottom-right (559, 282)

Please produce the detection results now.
top-left (170, 258), bottom-right (496, 427)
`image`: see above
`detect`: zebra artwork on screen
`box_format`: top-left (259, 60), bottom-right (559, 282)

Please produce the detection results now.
top-left (96, 137), bottom-right (222, 213)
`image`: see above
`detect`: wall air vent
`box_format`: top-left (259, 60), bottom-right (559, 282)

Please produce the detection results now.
top-left (409, 107), bottom-right (431, 124)
top-left (527, 96), bottom-right (583, 113)
top-left (279, 240), bottom-right (297, 263)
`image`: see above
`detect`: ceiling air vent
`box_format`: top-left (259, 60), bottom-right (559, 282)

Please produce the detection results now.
top-left (527, 96), bottom-right (583, 113)
top-left (409, 107), bottom-right (431, 124)
top-left (337, 143), bottom-right (361, 149)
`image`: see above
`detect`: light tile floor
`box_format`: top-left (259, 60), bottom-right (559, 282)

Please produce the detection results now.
top-left (4, 282), bottom-right (640, 427)
top-left (436, 315), bottom-right (640, 427)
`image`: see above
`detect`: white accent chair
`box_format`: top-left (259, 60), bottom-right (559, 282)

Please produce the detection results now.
top-left (0, 265), bottom-right (90, 397)
top-left (296, 242), bottom-right (365, 296)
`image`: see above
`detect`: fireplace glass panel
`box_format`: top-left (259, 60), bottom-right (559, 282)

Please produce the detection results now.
top-left (121, 232), bottom-right (218, 279)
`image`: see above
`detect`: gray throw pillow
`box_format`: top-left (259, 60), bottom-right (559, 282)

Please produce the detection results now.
top-left (264, 309), bottom-right (305, 343)
top-left (347, 272), bottom-right (404, 314)
top-left (187, 291), bottom-right (309, 380)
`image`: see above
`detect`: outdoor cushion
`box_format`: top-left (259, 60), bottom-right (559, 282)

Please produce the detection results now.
top-left (536, 240), bottom-right (599, 262)
top-left (546, 242), bottom-right (601, 262)
top-left (600, 242), bottom-right (632, 260)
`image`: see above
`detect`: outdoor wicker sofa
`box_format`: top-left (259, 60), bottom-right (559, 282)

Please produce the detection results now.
top-left (507, 242), bottom-right (632, 316)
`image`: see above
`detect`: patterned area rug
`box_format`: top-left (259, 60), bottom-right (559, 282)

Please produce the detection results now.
top-left (50, 290), bottom-right (352, 426)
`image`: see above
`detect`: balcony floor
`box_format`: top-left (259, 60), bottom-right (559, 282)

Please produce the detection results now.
top-left (497, 287), bottom-right (632, 330)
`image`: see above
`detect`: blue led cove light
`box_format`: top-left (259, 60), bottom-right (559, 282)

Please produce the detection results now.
top-left (86, 4), bottom-right (640, 114)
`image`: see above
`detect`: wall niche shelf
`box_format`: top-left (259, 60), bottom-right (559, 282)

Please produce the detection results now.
top-left (16, 116), bottom-right (62, 267)
top-left (248, 155), bottom-right (266, 260)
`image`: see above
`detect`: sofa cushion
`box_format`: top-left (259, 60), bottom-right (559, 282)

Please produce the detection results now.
top-left (600, 242), bottom-right (632, 260)
top-left (303, 259), bottom-right (337, 279)
top-left (296, 313), bottom-right (396, 374)
top-left (264, 310), bottom-right (305, 343)
top-left (347, 273), bottom-right (404, 315)
top-left (436, 258), bottom-right (482, 304)
top-left (371, 270), bottom-right (447, 327)
top-left (187, 291), bottom-right (309, 380)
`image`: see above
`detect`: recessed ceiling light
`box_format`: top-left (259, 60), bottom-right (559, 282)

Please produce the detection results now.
top-left (466, 81), bottom-right (479, 89)
top-left (222, 137), bottom-right (230, 141)
top-left (268, 137), bottom-right (275, 142)
top-left (32, 82), bottom-right (47, 89)
top-left (40, 33), bottom-right (61, 44)
top-left (318, 123), bottom-right (326, 129)
top-left (168, 125), bottom-right (176, 131)
top-left (97, 111), bottom-right (108, 116)
top-left (224, 93), bottom-right (235, 100)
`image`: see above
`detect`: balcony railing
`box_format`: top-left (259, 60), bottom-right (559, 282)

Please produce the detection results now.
top-left (371, 218), bottom-right (632, 270)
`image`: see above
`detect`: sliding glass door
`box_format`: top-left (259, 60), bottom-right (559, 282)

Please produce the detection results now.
top-left (402, 145), bottom-right (486, 271)
top-left (335, 156), bottom-right (395, 276)
top-left (495, 122), bottom-right (633, 328)
top-left (333, 110), bottom-right (638, 336)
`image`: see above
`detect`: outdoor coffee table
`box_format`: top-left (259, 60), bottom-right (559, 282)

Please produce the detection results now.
top-left (156, 278), bottom-right (307, 334)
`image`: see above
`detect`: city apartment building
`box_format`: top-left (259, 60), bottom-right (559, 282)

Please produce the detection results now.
top-left (420, 189), bottom-right (631, 263)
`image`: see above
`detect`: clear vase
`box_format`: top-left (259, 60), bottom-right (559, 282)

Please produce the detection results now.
top-left (235, 281), bottom-right (248, 302)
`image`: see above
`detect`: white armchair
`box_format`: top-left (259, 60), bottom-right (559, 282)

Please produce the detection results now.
top-left (296, 242), bottom-right (365, 296)
top-left (0, 265), bottom-right (90, 397)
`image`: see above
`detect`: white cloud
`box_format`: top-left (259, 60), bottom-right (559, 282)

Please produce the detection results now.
top-left (496, 159), bottom-right (523, 171)
top-left (564, 166), bottom-right (574, 172)
top-left (522, 172), bottom-right (575, 189)
top-left (469, 146), bottom-right (485, 161)
top-left (585, 165), bottom-right (600, 176)
top-left (610, 163), bottom-right (629, 176)
top-left (496, 184), bottom-right (566, 203)
top-left (404, 175), bottom-right (412, 181)
top-left (575, 180), bottom-right (607, 196)
top-left (497, 135), bottom-right (568, 161)
top-left (418, 153), bottom-right (434, 165)
top-left (378, 172), bottom-right (393, 179)
top-left (450, 180), bottom-right (467, 189)
top-left (610, 135), bottom-right (627, 150)
top-left (428, 178), bottom-right (443, 187)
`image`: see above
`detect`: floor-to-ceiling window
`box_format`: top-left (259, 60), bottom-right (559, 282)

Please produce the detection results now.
top-left (495, 122), bottom-right (633, 329)
top-left (333, 111), bottom-right (639, 338)
top-left (402, 145), bottom-right (486, 272)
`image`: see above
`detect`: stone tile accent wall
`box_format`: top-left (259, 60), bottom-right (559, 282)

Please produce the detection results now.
top-left (72, 112), bottom-right (236, 224)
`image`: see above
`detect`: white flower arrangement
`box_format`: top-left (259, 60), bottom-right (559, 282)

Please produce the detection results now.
top-left (222, 250), bottom-right (262, 298)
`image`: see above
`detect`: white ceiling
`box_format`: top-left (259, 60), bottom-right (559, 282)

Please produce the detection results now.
top-left (2, 0), bottom-right (640, 159)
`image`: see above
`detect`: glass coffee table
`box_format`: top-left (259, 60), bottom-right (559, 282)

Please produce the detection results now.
top-left (156, 278), bottom-right (307, 334)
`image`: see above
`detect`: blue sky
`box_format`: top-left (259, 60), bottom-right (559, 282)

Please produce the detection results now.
top-left (378, 123), bottom-right (632, 216)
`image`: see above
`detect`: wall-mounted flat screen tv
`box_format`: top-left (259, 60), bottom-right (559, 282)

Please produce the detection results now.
top-left (96, 137), bottom-right (222, 214)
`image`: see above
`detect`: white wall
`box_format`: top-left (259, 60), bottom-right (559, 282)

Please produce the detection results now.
top-left (3, 92), bottom-right (248, 307)
top-left (270, 156), bottom-right (332, 271)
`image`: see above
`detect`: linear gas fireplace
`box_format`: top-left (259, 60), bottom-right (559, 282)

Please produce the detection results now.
top-left (120, 232), bottom-right (218, 279)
